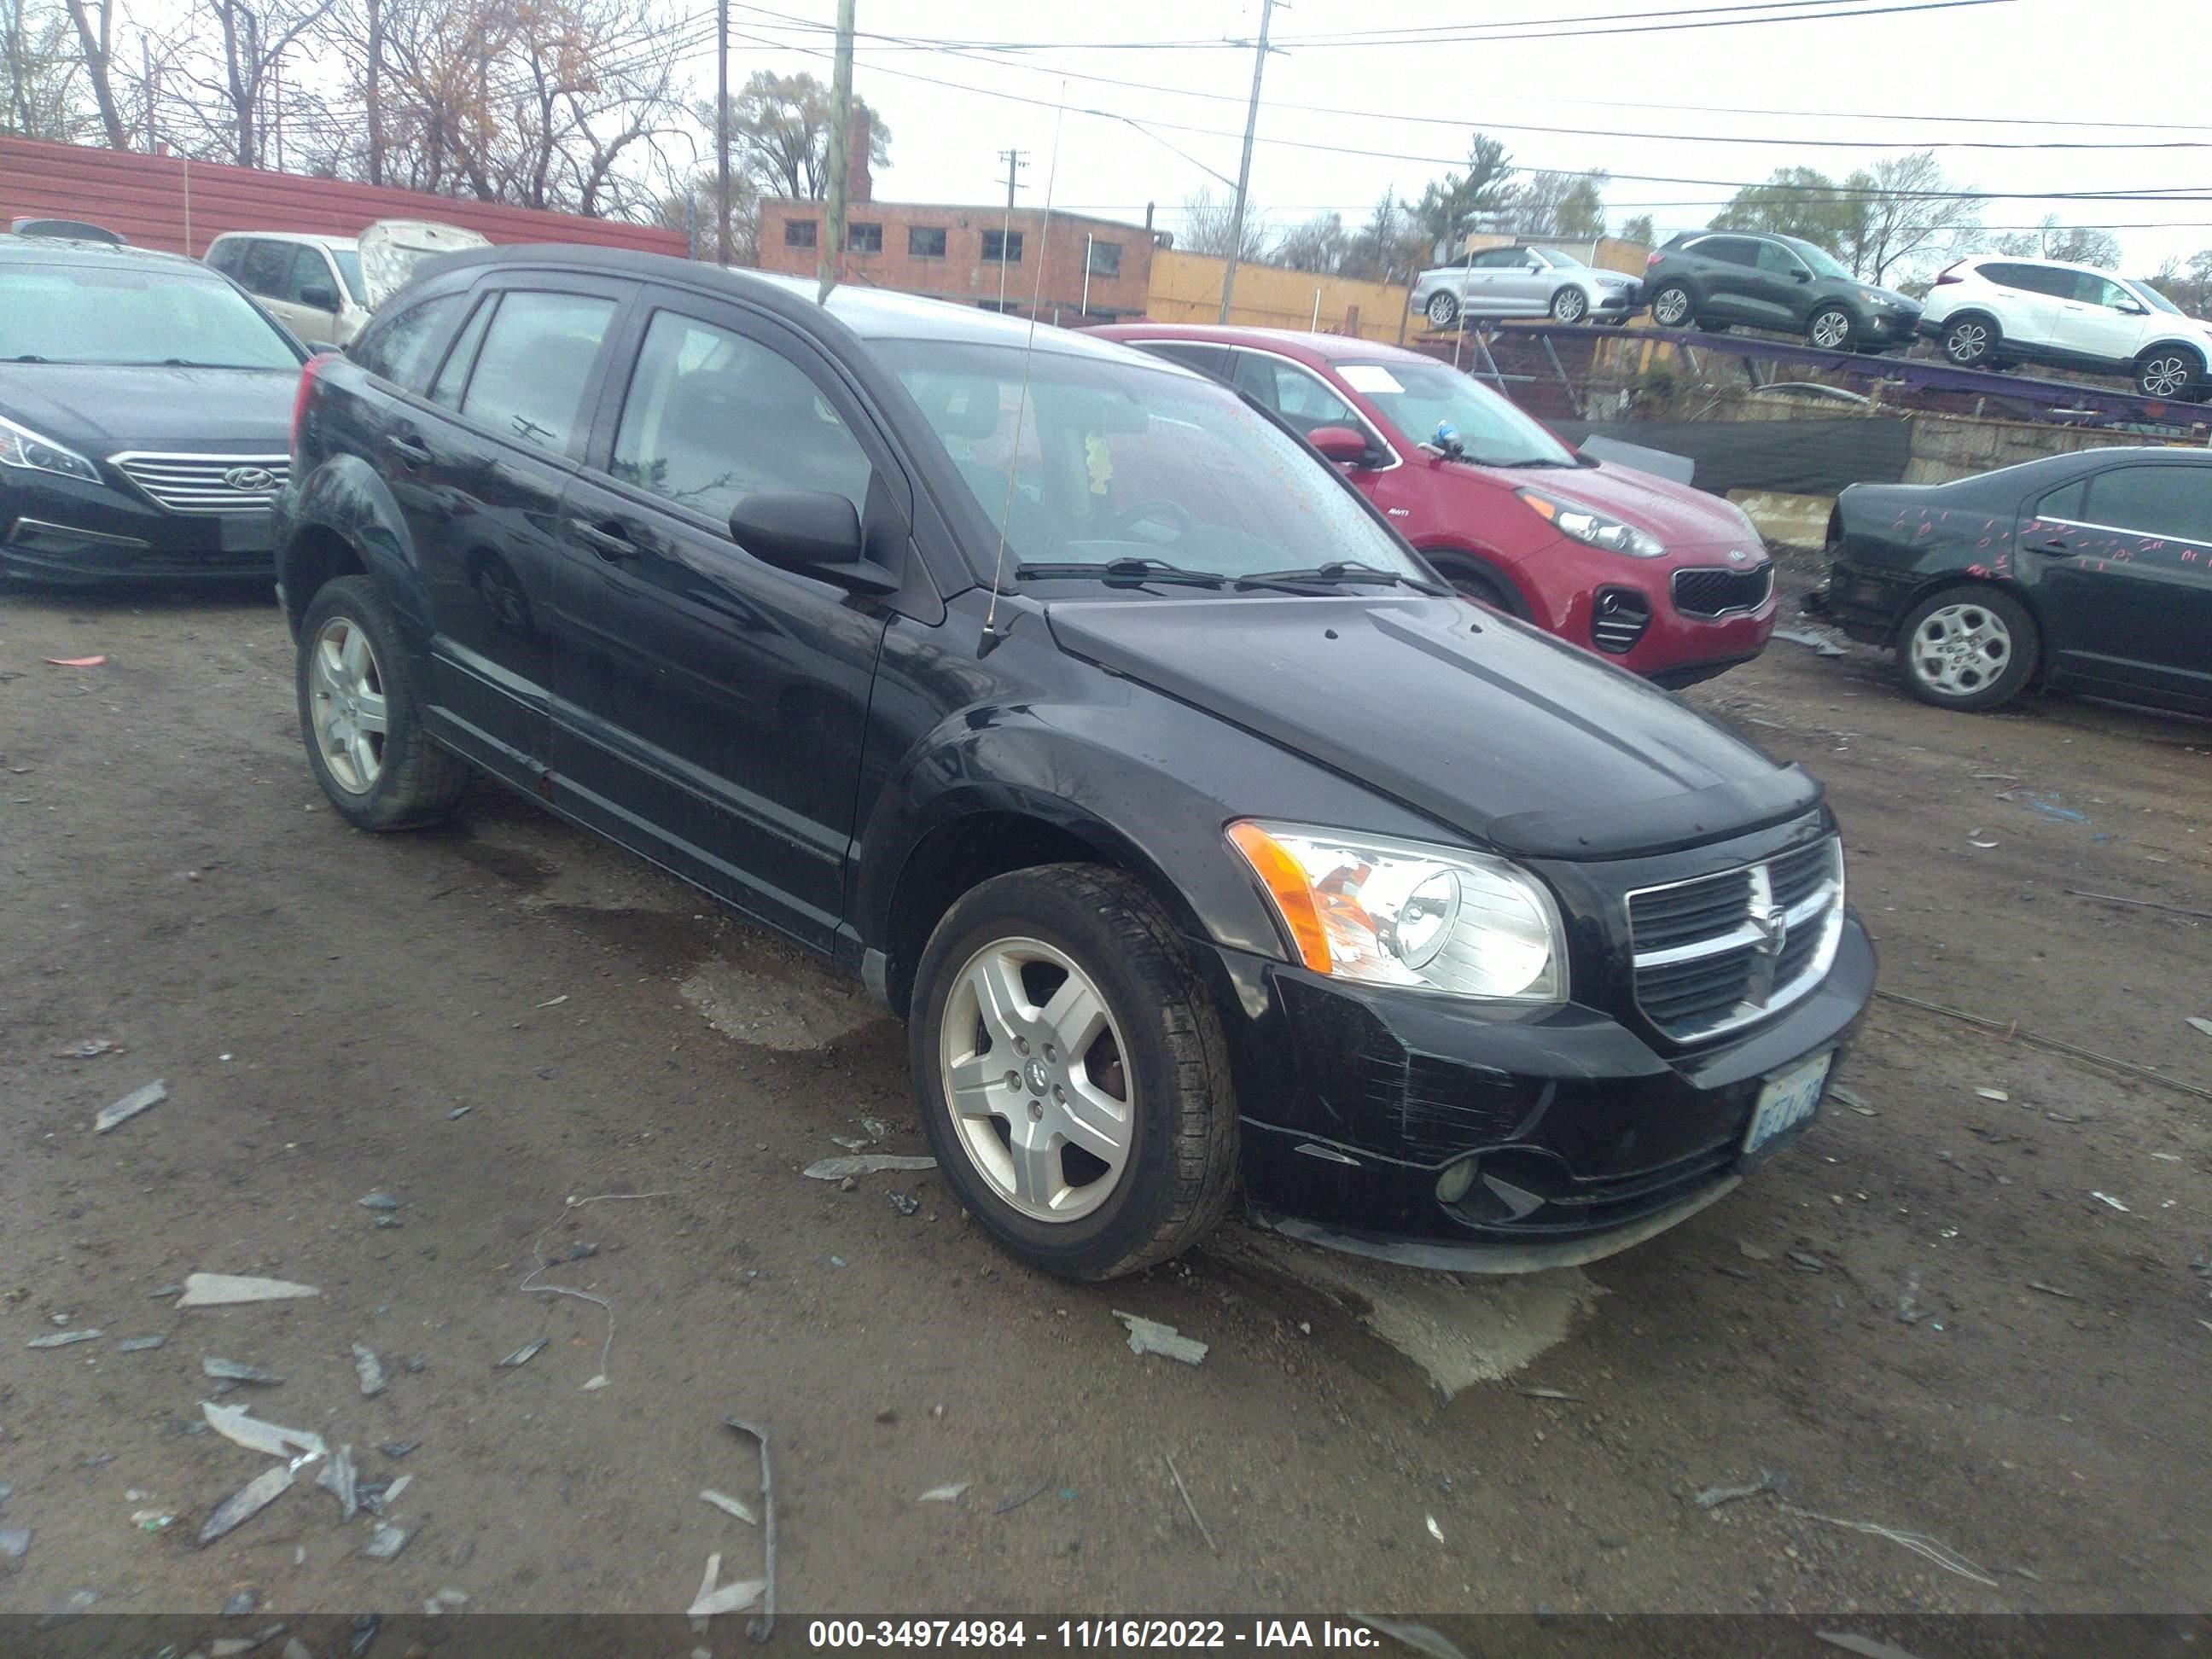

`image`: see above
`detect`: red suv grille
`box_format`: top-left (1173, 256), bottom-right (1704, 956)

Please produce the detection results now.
top-left (1671, 564), bottom-right (1773, 619)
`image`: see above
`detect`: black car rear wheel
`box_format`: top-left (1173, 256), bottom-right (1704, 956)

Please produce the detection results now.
top-left (1807, 306), bottom-right (1855, 351)
top-left (1895, 585), bottom-right (2039, 713)
top-left (1649, 283), bottom-right (1695, 329)
top-left (296, 574), bottom-right (470, 830)
top-left (910, 864), bottom-right (1239, 1281)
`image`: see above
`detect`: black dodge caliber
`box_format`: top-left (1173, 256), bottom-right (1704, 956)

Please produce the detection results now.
top-left (276, 247), bottom-right (1873, 1280)
top-left (0, 232), bottom-right (306, 584)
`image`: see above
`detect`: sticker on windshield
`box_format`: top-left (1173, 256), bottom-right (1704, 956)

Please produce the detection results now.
top-left (1338, 364), bottom-right (1404, 395)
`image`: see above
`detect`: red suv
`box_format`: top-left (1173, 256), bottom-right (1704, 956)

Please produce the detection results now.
top-left (1093, 324), bottom-right (1775, 685)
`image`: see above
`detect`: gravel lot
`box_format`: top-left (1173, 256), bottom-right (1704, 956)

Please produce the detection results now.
top-left (2, 567), bottom-right (2207, 1636)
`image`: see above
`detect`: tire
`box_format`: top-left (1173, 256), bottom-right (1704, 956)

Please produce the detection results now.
top-left (296, 574), bottom-right (470, 830)
top-left (1549, 287), bottom-right (1588, 324)
top-left (1807, 305), bottom-right (1855, 352)
top-left (1425, 550), bottom-right (1526, 617)
top-left (2133, 345), bottom-right (2203, 400)
top-left (909, 864), bottom-right (1239, 1281)
top-left (1895, 585), bottom-right (2039, 713)
top-left (1649, 283), bottom-right (1695, 329)
top-left (1424, 289), bottom-right (1460, 329)
top-left (1941, 313), bottom-right (1999, 368)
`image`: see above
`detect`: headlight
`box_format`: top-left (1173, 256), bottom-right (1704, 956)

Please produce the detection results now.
top-left (1517, 488), bottom-right (1665, 558)
top-left (1855, 288), bottom-right (1892, 309)
top-left (1226, 821), bottom-right (1568, 1003)
top-left (0, 413), bottom-right (101, 483)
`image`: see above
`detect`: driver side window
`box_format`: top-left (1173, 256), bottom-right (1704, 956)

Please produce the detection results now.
top-left (1230, 352), bottom-right (1358, 434)
top-left (1755, 242), bottom-right (1804, 276)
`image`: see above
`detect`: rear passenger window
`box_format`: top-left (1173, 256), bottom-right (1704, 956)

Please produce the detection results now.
top-left (352, 293), bottom-right (463, 389)
top-left (1136, 341), bottom-right (1231, 381)
top-left (443, 291), bottom-right (616, 454)
top-left (2034, 480), bottom-right (2086, 521)
top-left (609, 309), bottom-right (871, 522)
top-left (238, 240), bottom-right (291, 299)
top-left (2083, 466), bottom-right (2212, 544)
top-left (207, 240), bottom-right (244, 276)
top-left (429, 295), bottom-right (496, 408)
top-left (1232, 354), bottom-right (1359, 434)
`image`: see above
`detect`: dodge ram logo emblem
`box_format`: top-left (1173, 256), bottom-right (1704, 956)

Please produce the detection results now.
top-left (224, 465), bottom-right (277, 492)
top-left (1745, 902), bottom-right (1789, 1006)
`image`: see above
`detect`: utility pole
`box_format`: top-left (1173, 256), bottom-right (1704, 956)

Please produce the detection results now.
top-left (1218, 0), bottom-right (1276, 324)
top-left (142, 36), bottom-right (154, 150)
top-left (271, 45), bottom-right (282, 171)
top-left (713, 0), bottom-right (730, 265)
top-left (996, 147), bottom-right (1027, 311)
top-left (365, 0), bottom-right (383, 184)
top-left (817, 0), bottom-right (855, 300)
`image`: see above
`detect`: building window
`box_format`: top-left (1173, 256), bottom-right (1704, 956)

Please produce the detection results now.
top-left (982, 230), bottom-right (1023, 265)
top-left (1087, 240), bottom-right (1121, 278)
top-left (908, 225), bottom-right (947, 259)
top-left (784, 219), bottom-right (817, 248)
top-left (848, 222), bottom-right (882, 254)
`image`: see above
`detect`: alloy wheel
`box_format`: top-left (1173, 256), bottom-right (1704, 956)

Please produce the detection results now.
top-left (1909, 602), bottom-right (2012, 699)
top-left (1652, 288), bottom-right (1691, 327)
top-left (1552, 289), bottom-right (1586, 323)
top-left (1425, 292), bottom-right (1458, 328)
top-left (2140, 354), bottom-right (2193, 398)
top-left (1810, 310), bottom-right (1851, 349)
top-left (308, 615), bottom-right (388, 794)
top-left (1946, 321), bottom-right (1990, 364)
top-left (937, 935), bottom-right (1134, 1223)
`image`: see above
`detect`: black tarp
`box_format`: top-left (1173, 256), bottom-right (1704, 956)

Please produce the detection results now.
top-left (1549, 416), bottom-right (1916, 497)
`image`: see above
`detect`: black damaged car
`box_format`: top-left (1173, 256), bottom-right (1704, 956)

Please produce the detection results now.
top-left (1813, 445), bottom-right (2212, 716)
top-left (276, 246), bottom-right (1873, 1280)
top-left (0, 232), bottom-right (306, 584)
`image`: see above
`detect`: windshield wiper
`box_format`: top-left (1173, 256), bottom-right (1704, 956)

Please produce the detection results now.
top-left (1491, 456), bottom-right (1576, 469)
top-left (6, 353), bottom-right (50, 363)
top-left (1234, 562), bottom-right (1444, 594)
top-left (1016, 557), bottom-right (1230, 588)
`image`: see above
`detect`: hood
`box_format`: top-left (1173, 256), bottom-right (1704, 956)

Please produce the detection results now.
top-left (0, 364), bottom-right (296, 450)
top-left (1467, 457), bottom-right (1757, 552)
top-left (1047, 594), bottom-right (1819, 860)
top-left (358, 219), bottom-right (492, 309)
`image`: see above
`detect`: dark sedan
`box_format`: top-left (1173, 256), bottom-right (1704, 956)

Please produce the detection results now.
top-left (1811, 445), bottom-right (2212, 715)
top-left (0, 232), bottom-right (306, 585)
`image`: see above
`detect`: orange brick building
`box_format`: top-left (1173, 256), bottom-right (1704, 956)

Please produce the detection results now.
top-left (755, 116), bottom-right (1159, 321)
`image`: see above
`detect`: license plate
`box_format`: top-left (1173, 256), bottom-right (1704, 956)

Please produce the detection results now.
top-left (1743, 1051), bottom-right (1832, 1158)
top-left (218, 515), bottom-right (276, 553)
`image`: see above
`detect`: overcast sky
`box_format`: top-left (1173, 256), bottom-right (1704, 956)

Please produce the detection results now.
top-left (698, 0), bottom-right (2212, 277)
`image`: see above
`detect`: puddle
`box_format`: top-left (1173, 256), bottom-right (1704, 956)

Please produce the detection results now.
top-left (1222, 1228), bottom-right (1597, 1400)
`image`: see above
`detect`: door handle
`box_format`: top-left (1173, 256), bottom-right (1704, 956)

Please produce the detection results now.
top-left (382, 434), bottom-right (433, 466)
top-left (570, 518), bottom-right (639, 561)
top-left (2023, 535), bottom-right (2075, 556)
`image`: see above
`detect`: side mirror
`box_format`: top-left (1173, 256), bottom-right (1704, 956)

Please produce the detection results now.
top-left (299, 282), bottom-right (339, 311)
top-left (728, 491), bottom-right (897, 593)
top-left (1307, 424), bottom-right (1373, 466)
top-left (306, 342), bottom-right (343, 357)
top-left (1791, 269), bottom-right (1812, 282)
top-left (2116, 298), bottom-right (2145, 315)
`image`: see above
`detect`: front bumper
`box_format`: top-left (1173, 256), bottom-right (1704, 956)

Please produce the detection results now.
top-left (1589, 286), bottom-right (1641, 316)
top-left (1854, 308), bottom-right (1921, 348)
top-left (1, 471), bottom-right (276, 585)
top-left (1208, 913), bottom-right (1874, 1264)
top-left (1527, 544), bottom-right (1778, 682)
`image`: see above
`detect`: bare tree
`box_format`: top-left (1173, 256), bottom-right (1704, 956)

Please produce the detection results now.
top-left (4, 0), bottom-right (88, 139)
top-left (1619, 212), bottom-right (1655, 248)
top-left (1842, 151), bottom-right (1981, 287)
top-left (1995, 212), bottom-right (2121, 269)
top-left (1511, 170), bottom-right (1607, 240)
top-left (1179, 187), bottom-right (1273, 263)
top-left (59, 0), bottom-right (122, 145)
top-left (1277, 211), bottom-right (1348, 275)
top-left (710, 69), bottom-right (888, 201)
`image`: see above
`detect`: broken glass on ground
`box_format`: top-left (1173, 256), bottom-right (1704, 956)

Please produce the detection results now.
top-left (1114, 1311), bottom-right (1208, 1365)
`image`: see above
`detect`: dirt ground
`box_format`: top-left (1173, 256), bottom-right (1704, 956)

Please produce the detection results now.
top-left (2, 558), bottom-right (2208, 1639)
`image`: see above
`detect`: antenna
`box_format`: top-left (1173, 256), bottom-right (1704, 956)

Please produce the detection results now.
top-left (981, 97), bottom-right (1065, 645)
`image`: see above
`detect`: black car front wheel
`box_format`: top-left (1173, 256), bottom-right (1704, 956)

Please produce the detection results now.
top-left (910, 864), bottom-right (1239, 1281)
top-left (296, 574), bottom-right (470, 830)
top-left (1896, 585), bottom-right (2039, 713)
top-left (1807, 305), bottom-right (1855, 351)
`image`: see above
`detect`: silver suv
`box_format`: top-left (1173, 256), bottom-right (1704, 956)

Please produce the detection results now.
top-left (1412, 244), bottom-right (1641, 330)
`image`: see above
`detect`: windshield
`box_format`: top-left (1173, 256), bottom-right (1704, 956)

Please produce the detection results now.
top-left (1781, 236), bottom-right (1852, 280)
top-left (878, 339), bottom-right (1428, 584)
top-left (2128, 278), bottom-right (2183, 316)
top-left (0, 262), bottom-right (300, 368)
top-left (1336, 357), bottom-right (1575, 468)
top-left (333, 248), bottom-right (367, 306)
top-left (1532, 246), bottom-right (1585, 268)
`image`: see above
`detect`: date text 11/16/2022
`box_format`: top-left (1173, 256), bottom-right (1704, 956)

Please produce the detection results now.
top-left (807, 1620), bottom-right (1388, 1648)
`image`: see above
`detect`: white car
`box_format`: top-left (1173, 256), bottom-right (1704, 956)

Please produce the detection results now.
top-left (1919, 256), bottom-right (2212, 400)
top-left (1412, 244), bottom-right (1642, 330)
top-left (205, 221), bottom-right (489, 346)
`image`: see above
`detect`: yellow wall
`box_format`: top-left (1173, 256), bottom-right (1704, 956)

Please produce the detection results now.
top-left (1145, 249), bottom-right (1412, 343)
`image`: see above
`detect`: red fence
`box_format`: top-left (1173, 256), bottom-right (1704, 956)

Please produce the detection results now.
top-left (0, 136), bottom-right (689, 260)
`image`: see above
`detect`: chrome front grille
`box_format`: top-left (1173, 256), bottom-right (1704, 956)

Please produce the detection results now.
top-left (1672, 562), bottom-right (1773, 619)
top-left (1627, 837), bottom-right (1845, 1043)
top-left (109, 451), bottom-right (289, 515)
